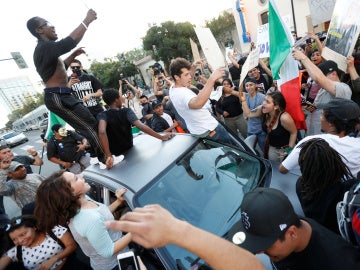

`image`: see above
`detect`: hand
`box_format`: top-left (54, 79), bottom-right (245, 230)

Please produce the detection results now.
top-left (209, 68), bottom-right (226, 83)
top-left (72, 47), bottom-right (86, 57)
top-left (82, 95), bottom-right (91, 102)
top-left (68, 76), bottom-right (80, 87)
top-left (160, 134), bottom-right (173, 141)
top-left (62, 161), bottom-right (73, 168)
top-left (38, 257), bottom-right (56, 270)
top-left (115, 188), bottom-right (127, 203)
top-left (105, 204), bottom-right (183, 248)
top-left (84, 9), bottom-right (97, 25)
top-left (27, 148), bottom-right (37, 156)
top-left (346, 55), bottom-right (355, 71)
top-left (77, 143), bottom-right (87, 152)
top-left (223, 111), bottom-right (229, 117)
top-left (305, 102), bottom-right (316, 112)
top-left (291, 49), bottom-right (307, 61)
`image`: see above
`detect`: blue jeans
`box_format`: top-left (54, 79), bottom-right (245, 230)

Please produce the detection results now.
top-left (248, 130), bottom-right (266, 152)
top-left (206, 124), bottom-right (232, 145)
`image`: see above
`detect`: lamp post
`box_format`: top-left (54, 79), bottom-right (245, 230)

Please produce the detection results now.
top-left (290, 0), bottom-right (297, 34)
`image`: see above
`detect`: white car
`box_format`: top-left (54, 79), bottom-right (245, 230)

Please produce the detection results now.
top-left (1, 131), bottom-right (29, 147)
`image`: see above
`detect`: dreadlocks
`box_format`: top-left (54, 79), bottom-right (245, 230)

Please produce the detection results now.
top-left (298, 138), bottom-right (353, 200)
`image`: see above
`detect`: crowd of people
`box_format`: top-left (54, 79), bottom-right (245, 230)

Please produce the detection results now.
top-left (0, 7), bottom-right (359, 270)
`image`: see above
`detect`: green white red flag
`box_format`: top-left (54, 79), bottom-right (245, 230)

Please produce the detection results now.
top-left (269, 0), bottom-right (306, 130)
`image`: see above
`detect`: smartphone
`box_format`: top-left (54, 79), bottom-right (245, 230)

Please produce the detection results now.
top-left (117, 250), bottom-right (139, 270)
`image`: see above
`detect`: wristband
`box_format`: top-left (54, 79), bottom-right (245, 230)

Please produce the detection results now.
top-left (81, 22), bottom-right (88, 30)
top-left (32, 153), bottom-right (38, 157)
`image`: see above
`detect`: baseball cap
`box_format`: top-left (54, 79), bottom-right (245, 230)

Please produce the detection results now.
top-left (8, 161), bottom-right (24, 173)
top-left (318, 60), bottom-right (338, 76)
top-left (151, 100), bottom-right (163, 110)
top-left (228, 187), bottom-right (299, 254)
top-left (317, 98), bottom-right (360, 121)
top-left (51, 124), bottom-right (63, 132)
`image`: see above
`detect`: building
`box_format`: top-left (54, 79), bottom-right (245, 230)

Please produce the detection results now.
top-left (232, 0), bottom-right (328, 54)
top-left (0, 76), bottom-right (43, 112)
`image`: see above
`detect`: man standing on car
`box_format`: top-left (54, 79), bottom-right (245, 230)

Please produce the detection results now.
top-left (68, 59), bottom-right (105, 118)
top-left (26, 9), bottom-right (105, 161)
top-left (169, 58), bottom-right (232, 144)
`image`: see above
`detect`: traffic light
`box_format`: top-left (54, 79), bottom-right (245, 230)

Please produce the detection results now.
top-left (10, 52), bottom-right (28, 69)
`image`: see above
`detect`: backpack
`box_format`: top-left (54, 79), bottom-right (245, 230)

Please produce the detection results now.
top-left (336, 182), bottom-right (360, 246)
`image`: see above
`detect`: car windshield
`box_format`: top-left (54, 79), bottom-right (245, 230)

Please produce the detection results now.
top-left (135, 139), bottom-right (266, 269)
top-left (3, 132), bottom-right (19, 139)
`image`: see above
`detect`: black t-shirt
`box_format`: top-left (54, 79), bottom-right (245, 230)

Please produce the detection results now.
top-left (97, 108), bottom-right (138, 156)
top-left (216, 94), bottom-right (243, 118)
top-left (34, 37), bottom-right (77, 83)
top-left (151, 114), bottom-right (170, 132)
top-left (274, 218), bottom-right (360, 270)
top-left (70, 74), bottom-right (104, 108)
top-left (296, 178), bottom-right (359, 234)
top-left (47, 131), bottom-right (85, 162)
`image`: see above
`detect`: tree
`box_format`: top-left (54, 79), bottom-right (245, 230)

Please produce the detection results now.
top-left (142, 21), bottom-right (198, 69)
top-left (89, 57), bottom-right (138, 89)
top-left (206, 11), bottom-right (236, 49)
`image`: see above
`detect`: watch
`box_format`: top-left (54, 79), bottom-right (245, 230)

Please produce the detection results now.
top-left (259, 0), bottom-right (267, 4)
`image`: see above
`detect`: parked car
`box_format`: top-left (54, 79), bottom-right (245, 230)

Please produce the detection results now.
top-left (38, 118), bottom-right (48, 131)
top-left (0, 131), bottom-right (29, 148)
top-left (83, 130), bottom-right (276, 269)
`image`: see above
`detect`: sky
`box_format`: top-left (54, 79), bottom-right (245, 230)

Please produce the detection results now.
top-left (0, 0), bottom-right (234, 128)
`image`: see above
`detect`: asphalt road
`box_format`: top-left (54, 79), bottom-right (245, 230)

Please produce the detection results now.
top-left (4, 129), bottom-right (59, 218)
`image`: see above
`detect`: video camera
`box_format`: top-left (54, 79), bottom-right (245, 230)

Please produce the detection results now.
top-left (150, 62), bottom-right (164, 76)
top-left (119, 73), bottom-right (127, 85)
top-left (194, 68), bottom-right (202, 77)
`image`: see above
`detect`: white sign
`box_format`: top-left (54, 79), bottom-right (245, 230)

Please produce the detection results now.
top-left (239, 48), bottom-right (260, 86)
top-left (308, 0), bottom-right (336, 26)
top-left (190, 38), bottom-right (201, 62)
top-left (194, 27), bottom-right (226, 70)
top-left (257, 23), bottom-right (270, 58)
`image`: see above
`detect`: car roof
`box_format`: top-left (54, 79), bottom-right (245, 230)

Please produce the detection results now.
top-left (84, 134), bottom-right (198, 193)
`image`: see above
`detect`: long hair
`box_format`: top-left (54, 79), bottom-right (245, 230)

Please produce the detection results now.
top-left (323, 109), bottom-right (359, 135)
top-left (298, 138), bottom-right (353, 200)
top-left (262, 91), bottom-right (286, 126)
top-left (35, 170), bottom-right (80, 233)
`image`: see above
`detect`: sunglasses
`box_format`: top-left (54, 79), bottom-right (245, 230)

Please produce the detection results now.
top-left (38, 21), bottom-right (53, 29)
top-left (2, 217), bottom-right (22, 232)
top-left (70, 66), bottom-right (81, 70)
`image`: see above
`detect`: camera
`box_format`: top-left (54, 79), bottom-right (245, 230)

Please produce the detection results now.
top-left (122, 79), bottom-right (127, 85)
top-left (194, 68), bottom-right (202, 77)
top-left (150, 62), bottom-right (164, 76)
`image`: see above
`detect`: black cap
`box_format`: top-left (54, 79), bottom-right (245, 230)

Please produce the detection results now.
top-left (151, 100), bottom-right (163, 110)
top-left (317, 98), bottom-right (360, 121)
top-left (318, 60), bottom-right (338, 76)
top-left (229, 187), bottom-right (299, 254)
top-left (51, 124), bottom-right (63, 132)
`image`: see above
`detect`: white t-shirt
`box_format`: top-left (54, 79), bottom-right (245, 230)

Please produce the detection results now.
top-left (6, 226), bottom-right (67, 270)
top-left (161, 112), bottom-right (174, 128)
top-left (170, 87), bottom-right (218, 135)
top-left (281, 133), bottom-right (360, 177)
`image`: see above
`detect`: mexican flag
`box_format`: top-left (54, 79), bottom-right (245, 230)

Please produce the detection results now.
top-left (269, 0), bottom-right (306, 130)
top-left (44, 112), bottom-right (67, 140)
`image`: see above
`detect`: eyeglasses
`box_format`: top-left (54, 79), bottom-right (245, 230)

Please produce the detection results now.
top-left (70, 66), bottom-right (81, 70)
top-left (37, 21), bottom-right (53, 29)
